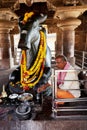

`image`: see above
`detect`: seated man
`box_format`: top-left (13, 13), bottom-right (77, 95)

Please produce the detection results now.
top-left (55, 55), bottom-right (81, 104)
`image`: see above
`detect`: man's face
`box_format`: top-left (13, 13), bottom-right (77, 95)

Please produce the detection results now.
top-left (56, 58), bottom-right (66, 69)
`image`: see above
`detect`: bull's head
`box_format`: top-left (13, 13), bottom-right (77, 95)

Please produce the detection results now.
top-left (18, 12), bottom-right (47, 50)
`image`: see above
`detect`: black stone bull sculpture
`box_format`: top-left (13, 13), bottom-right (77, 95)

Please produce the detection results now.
top-left (8, 12), bottom-right (52, 95)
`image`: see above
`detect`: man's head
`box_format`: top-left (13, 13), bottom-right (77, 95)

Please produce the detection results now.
top-left (55, 55), bottom-right (67, 69)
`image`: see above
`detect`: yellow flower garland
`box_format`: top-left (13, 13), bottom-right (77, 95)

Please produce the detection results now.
top-left (20, 31), bottom-right (46, 89)
top-left (22, 12), bottom-right (34, 23)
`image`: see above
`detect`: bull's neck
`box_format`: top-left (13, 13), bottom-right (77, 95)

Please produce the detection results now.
top-left (32, 35), bottom-right (40, 54)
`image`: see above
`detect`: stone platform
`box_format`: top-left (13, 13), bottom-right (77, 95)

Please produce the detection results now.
top-left (0, 69), bottom-right (87, 130)
top-left (0, 97), bottom-right (87, 130)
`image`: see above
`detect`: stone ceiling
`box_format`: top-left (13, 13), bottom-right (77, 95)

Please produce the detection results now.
top-left (0, 0), bottom-right (87, 33)
top-left (0, 0), bottom-right (87, 8)
top-left (0, 0), bottom-right (87, 16)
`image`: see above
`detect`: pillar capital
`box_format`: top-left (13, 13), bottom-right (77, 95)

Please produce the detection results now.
top-left (54, 5), bottom-right (87, 20)
top-left (57, 18), bottom-right (81, 30)
top-left (0, 8), bottom-right (18, 33)
top-left (0, 8), bottom-right (18, 21)
top-left (0, 20), bottom-right (16, 33)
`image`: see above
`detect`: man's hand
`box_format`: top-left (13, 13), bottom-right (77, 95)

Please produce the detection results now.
top-left (37, 83), bottom-right (51, 93)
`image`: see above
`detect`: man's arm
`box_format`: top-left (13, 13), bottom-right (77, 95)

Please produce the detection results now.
top-left (37, 83), bottom-right (51, 93)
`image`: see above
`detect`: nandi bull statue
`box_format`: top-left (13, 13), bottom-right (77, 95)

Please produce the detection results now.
top-left (8, 12), bottom-right (52, 96)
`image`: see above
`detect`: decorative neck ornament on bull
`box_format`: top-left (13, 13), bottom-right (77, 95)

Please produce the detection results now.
top-left (18, 12), bottom-right (51, 91)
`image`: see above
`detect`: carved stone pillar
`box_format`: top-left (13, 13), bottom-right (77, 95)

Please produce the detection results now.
top-left (57, 18), bottom-right (81, 65)
top-left (0, 21), bottom-right (14, 69)
top-left (56, 28), bottom-right (63, 56)
top-left (54, 5), bottom-right (87, 65)
top-left (0, 9), bottom-right (18, 70)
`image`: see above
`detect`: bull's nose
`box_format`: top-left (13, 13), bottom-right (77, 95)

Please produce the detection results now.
top-left (19, 38), bottom-right (25, 44)
top-left (18, 31), bottom-right (29, 50)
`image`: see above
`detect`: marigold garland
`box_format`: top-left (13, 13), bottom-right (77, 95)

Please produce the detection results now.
top-left (22, 12), bottom-right (34, 24)
top-left (20, 31), bottom-right (46, 89)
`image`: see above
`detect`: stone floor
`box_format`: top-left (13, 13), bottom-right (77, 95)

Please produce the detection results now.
top-left (0, 96), bottom-right (87, 130)
top-left (0, 119), bottom-right (87, 130)
top-left (0, 69), bottom-right (87, 130)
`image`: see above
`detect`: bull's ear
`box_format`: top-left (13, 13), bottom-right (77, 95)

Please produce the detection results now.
top-left (37, 14), bottom-right (47, 24)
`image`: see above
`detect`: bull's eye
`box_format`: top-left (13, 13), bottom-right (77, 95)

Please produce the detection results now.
top-left (21, 30), bottom-right (27, 34)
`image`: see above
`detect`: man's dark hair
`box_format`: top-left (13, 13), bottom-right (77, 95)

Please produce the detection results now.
top-left (55, 55), bottom-right (67, 62)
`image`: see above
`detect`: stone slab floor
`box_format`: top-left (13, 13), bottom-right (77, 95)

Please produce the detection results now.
top-left (0, 69), bottom-right (87, 130)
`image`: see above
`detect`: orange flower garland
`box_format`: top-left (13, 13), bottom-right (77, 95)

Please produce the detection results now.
top-left (22, 12), bottom-right (34, 24)
top-left (20, 31), bottom-right (46, 89)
